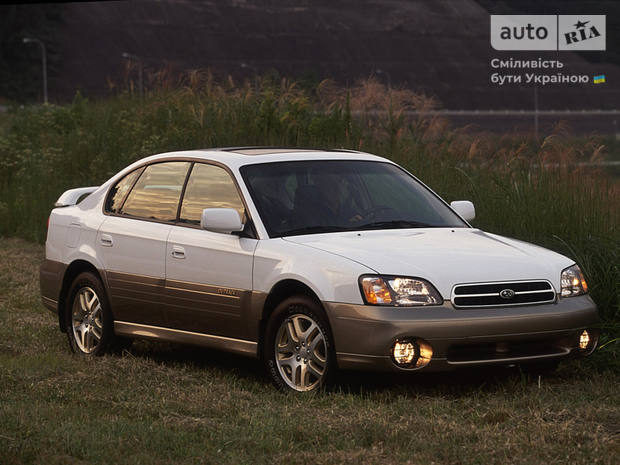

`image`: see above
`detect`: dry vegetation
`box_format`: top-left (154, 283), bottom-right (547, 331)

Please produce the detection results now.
top-left (0, 75), bottom-right (617, 334)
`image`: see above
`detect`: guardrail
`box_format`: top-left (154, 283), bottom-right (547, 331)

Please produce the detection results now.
top-left (353, 110), bottom-right (620, 116)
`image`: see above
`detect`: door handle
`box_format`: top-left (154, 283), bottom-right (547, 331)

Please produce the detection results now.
top-left (100, 234), bottom-right (113, 247)
top-left (171, 245), bottom-right (185, 259)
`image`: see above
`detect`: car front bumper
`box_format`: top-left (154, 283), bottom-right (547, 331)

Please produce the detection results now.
top-left (324, 295), bottom-right (599, 372)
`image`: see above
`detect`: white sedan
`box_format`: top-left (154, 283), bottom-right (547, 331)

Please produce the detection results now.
top-left (40, 147), bottom-right (599, 391)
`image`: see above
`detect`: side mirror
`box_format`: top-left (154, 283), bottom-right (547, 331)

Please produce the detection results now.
top-left (450, 200), bottom-right (475, 222)
top-left (200, 208), bottom-right (244, 234)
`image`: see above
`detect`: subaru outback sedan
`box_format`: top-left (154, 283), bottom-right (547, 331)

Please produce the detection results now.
top-left (40, 147), bottom-right (599, 391)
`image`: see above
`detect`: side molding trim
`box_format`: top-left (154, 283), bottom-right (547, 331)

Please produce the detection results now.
top-left (114, 321), bottom-right (258, 358)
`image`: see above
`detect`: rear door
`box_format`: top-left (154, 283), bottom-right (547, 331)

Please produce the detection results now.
top-left (97, 161), bottom-right (190, 327)
top-left (165, 162), bottom-right (257, 339)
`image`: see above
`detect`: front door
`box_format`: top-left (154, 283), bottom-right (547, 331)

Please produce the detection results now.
top-left (165, 163), bottom-right (257, 339)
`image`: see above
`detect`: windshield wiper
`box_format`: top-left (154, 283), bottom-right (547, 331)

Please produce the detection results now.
top-left (280, 221), bottom-right (436, 236)
top-left (358, 220), bottom-right (435, 230)
top-left (280, 225), bottom-right (353, 237)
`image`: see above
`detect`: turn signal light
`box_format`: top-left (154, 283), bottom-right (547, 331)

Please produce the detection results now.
top-left (361, 277), bottom-right (393, 304)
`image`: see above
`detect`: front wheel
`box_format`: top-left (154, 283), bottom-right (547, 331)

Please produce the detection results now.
top-left (264, 296), bottom-right (335, 392)
top-left (65, 272), bottom-right (113, 356)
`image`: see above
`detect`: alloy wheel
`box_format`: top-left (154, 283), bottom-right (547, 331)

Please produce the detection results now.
top-left (71, 286), bottom-right (104, 354)
top-left (274, 313), bottom-right (328, 391)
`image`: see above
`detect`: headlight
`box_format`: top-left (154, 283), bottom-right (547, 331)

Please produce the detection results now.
top-left (561, 264), bottom-right (588, 297)
top-left (360, 275), bottom-right (442, 306)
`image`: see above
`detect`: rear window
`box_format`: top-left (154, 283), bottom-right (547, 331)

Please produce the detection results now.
top-left (105, 168), bottom-right (143, 214)
top-left (119, 162), bottom-right (190, 221)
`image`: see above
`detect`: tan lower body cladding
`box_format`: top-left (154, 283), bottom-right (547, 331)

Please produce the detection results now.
top-left (105, 270), bottom-right (268, 342)
top-left (114, 320), bottom-right (258, 357)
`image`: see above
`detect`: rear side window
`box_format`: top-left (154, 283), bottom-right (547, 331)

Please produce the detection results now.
top-left (179, 163), bottom-right (245, 225)
top-left (120, 162), bottom-right (190, 221)
top-left (105, 168), bottom-right (143, 214)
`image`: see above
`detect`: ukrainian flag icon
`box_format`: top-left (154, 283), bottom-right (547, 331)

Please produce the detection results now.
top-left (593, 75), bottom-right (606, 84)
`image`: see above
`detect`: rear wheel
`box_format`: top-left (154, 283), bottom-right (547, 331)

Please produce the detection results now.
top-left (65, 272), bottom-right (113, 356)
top-left (264, 296), bottom-right (335, 392)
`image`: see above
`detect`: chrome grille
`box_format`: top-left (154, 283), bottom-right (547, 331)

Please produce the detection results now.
top-left (452, 280), bottom-right (556, 308)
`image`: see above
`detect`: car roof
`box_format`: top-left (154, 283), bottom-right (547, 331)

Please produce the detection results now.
top-left (135, 147), bottom-right (390, 171)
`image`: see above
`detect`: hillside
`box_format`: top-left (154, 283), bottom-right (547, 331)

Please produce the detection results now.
top-left (2, 0), bottom-right (618, 116)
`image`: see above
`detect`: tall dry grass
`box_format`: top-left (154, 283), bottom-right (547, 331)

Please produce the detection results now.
top-left (0, 74), bottom-right (617, 333)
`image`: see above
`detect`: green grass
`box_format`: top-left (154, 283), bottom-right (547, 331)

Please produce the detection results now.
top-left (0, 237), bottom-right (619, 464)
top-left (0, 76), bottom-right (618, 333)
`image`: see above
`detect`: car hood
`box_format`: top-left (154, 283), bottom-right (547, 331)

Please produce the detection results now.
top-left (283, 228), bottom-right (573, 298)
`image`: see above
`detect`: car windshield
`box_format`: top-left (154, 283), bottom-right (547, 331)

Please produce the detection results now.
top-left (240, 160), bottom-right (468, 237)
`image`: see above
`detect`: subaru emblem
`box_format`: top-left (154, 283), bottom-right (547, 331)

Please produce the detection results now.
top-left (499, 289), bottom-right (516, 299)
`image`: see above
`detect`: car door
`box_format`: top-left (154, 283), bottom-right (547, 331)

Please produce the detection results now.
top-left (97, 161), bottom-right (190, 327)
top-left (165, 162), bottom-right (257, 339)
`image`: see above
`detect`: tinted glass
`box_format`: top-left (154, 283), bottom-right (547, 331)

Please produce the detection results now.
top-left (240, 160), bottom-right (467, 237)
top-left (120, 162), bottom-right (190, 221)
top-left (179, 163), bottom-right (245, 225)
top-left (105, 168), bottom-right (142, 213)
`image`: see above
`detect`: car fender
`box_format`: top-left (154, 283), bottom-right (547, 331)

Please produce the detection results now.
top-left (253, 238), bottom-right (375, 304)
top-left (63, 244), bottom-right (106, 275)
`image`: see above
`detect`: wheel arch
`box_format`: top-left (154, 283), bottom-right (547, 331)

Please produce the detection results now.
top-left (257, 279), bottom-right (329, 359)
top-left (58, 259), bottom-right (106, 332)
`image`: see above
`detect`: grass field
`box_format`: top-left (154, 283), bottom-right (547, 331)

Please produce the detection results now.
top-left (0, 238), bottom-right (619, 464)
top-left (0, 77), bottom-right (618, 462)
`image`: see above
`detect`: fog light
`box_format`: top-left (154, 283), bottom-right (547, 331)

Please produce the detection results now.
top-left (391, 339), bottom-right (433, 369)
top-left (579, 330), bottom-right (590, 350)
top-left (418, 341), bottom-right (433, 366)
top-left (393, 341), bottom-right (416, 365)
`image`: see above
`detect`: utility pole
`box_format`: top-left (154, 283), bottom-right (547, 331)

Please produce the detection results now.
top-left (122, 52), bottom-right (144, 99)
top-left (23, 37), bottom-right (48, 104)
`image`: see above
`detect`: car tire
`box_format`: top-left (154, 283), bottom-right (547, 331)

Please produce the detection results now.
top-left (264, 296), bottom-right (336, 392)
top-left (65, 271), bottom-right (114, 356)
